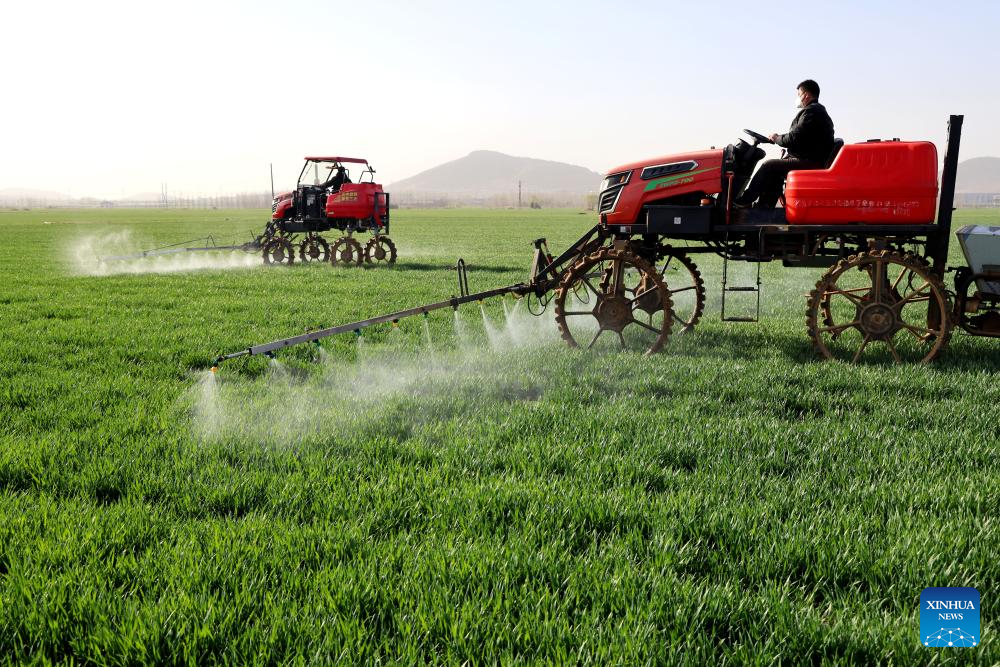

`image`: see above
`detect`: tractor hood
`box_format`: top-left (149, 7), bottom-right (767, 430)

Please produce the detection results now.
top-left (604, 148), bottom-right (724, 177)
top-left (599, 147), bottom-right (726, 225)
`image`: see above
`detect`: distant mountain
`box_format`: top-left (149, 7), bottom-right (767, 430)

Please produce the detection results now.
top-left (391, 150), bottom-right (602, 195)
top-left (956, 157), bottom-right (1000, 193)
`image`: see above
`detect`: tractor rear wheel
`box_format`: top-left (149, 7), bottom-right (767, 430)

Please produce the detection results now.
top-left (364, 236), bottom-right (397, 265)
top-left (806, 250), bottom-right (952, 363)
top-left (554, 247), bottom-right (673, 355)
top-left (262, 237), bottom-right (295, 265)
top-left (299, 236), bottom-right (330, 263)
top-left (330, 236), bottom-right (363, 266)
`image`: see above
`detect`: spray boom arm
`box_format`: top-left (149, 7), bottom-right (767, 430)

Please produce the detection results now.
top-left (211, 225), bottom-right (604, 371)
top-left (214, 282), bottom-right (532, 368)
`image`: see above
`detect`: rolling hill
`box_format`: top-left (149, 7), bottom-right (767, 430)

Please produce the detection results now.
top-left (956, 156), bottom-right (1000, 192)
top-left (390, 150), bottom-right (602, 195)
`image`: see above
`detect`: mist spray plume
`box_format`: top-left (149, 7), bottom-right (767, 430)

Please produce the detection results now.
top-left (69, 231), bottom-right (260, 276)
top-left (187, 295), bottom-right (567, 445)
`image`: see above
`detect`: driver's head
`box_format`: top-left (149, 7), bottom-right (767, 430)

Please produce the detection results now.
top-left (796, 79), bottom-right (820, 108)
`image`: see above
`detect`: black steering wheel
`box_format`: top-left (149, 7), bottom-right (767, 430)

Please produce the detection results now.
top-left (743, 129), bottom-right (773, 146)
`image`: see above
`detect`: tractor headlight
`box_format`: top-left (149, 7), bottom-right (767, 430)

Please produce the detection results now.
top-left (598, 171), bottom-right (631, 214)
top-left (599, 170), bottom-right (631, 193)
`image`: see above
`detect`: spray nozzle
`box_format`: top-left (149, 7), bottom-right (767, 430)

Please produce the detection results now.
top-left (210, 366), bottom-right (218, 374)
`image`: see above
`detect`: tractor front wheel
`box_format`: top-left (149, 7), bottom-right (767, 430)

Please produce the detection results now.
top-left (262, 237), bottom-right (295, 265)
top-left (633, 245), bottom-right (706, 334)
top-left (299, 236), bottom-right (330, 263)
top-left (554, 247), bottom-right (673, 355)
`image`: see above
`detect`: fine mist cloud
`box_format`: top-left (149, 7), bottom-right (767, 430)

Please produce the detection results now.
top-left (187, 299), bottom-right (566, 446)
top-left (68, 231), bottom-right (261, 276)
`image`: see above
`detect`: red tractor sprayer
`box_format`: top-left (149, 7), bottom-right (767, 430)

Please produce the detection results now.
top-left (264, 157), bottom-right (394, 266)
top-left (101, 157), bottom-right (395, 267)
top-left (212, 115), bottom-right (1000, 370)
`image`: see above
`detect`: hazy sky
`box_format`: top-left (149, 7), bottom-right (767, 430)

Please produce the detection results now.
top-left (3, 0), bottom-right (999, 197)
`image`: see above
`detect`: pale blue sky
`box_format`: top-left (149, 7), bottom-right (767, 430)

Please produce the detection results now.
top-left (2, 0), bottom-right (998, 197)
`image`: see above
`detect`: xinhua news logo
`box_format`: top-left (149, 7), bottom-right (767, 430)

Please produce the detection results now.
top-left (921, 587), bottom-right (980, 648)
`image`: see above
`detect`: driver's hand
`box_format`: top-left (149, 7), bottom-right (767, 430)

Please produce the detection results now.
top-left (769, 133), bottom-right (780, 144)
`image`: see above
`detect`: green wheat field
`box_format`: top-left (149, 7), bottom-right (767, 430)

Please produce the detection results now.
top-left (2, 207), bottom-right (998, 664)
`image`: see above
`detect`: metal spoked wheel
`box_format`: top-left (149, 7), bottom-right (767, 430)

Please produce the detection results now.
top-left (806, 250), bottom-right (952, 363)
top-left (262, 237), bottom-right (295, 265)
top-left (364, 236), bottom-right (397, 265)
top-left (298, 235), bottom-right (330, 263)
top-left (633, 246), bottom-right (706, 334)
top-left (818, 251), bottom-right (931, 328)
top-left (330, 236), bottom-right (363, 266)
top-left (554, 247), bottom-right (673, 355)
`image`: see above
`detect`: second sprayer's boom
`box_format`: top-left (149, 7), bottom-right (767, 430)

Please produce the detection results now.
top-left (100, 236), bottom-right (260, 262)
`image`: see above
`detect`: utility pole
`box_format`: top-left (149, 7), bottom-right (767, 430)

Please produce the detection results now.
top-left (518, 180), bottom-right (522, 208)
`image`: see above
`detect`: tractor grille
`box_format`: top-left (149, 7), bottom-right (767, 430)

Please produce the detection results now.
top-left (598, 186), bottom-right (623, 214)
top-left (271, 201), bottom-right (278, 214)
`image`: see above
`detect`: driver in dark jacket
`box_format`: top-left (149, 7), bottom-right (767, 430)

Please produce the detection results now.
top-left (735, 79), bottom-right (834, 208)
top-left (323, 166), bottom-right (351, 191)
